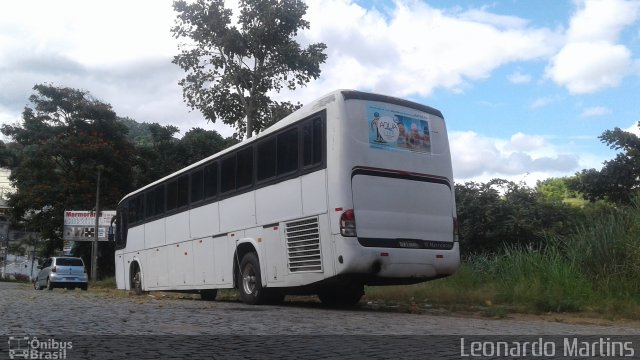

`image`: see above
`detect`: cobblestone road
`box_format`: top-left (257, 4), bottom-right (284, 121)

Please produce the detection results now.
top-left (1, 282), bottom-right (639, 359)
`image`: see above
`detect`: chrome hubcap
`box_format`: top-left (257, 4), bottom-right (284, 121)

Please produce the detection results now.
top-left (242, 265), bottom-right (256, 295)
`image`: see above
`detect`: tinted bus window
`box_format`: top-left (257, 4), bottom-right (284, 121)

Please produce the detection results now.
top-left (221, 156), bottom-right (236, 193)
top-left (302, 121), bottom-right (313, 166)
top-left (145, 191), bottom-right (155, 218)
top-left (166, 180), bottom-right (178, 211)
top-left (154, 186), bottom-right (165, 216)
top-left (204, 162), bottom-right (217, 199)
top-left (277, 128), bottom-right (298, 175)
top-left (312, 117), bottom-right (323, 164)
top-left (191, 169), bottom-right (204, 202)
top-left (303, 117), bottom-right (323, 167)
top-left (135, 195), bottom-right (144, 222)
top-left (127, 199), bottom-right (136, 223)
top-left (237, 147), bottom-right (253, 188)
top-left (177, 175), bottom-right (189, 208)
top-left (257, 138), bottom-right (276, 181)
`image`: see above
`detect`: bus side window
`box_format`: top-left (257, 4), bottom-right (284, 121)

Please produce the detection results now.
top-left (257, 138), bottom-right (276, 181)
top-left (128, 195), bottom-right (144, 224)
top-left (302, 117), bottom-right (323, 167)
top-left (236, 147), bottom-right (253, 189)
top-left (177, 175), bottom-right (189, 208)
top-left (154, 185), bottom-right (165, 216)
top-left (145, 189), bottom-right (156, 218)
top-left (166, 180), bottom-right (178, 211)
top-left (191, 169), bottom-right (204, 203)
top-left (221, 155), bottom-right (236, 193)
top-left (204, 162), bottom-right (217, 199)
top-left (277, 128), bottom-right (298, 175)
top-left (312, 117), bottom-right (323, 165)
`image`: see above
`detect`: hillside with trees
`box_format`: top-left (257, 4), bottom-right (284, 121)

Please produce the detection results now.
top-left (0, 84), bottom-right (238, 275)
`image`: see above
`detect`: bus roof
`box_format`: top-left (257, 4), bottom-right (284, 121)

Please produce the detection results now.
top-left (119, 89), bottom-right (443, 203)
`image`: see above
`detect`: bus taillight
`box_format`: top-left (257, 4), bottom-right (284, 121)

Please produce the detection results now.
top-left (340, 209), bottom-right (357, 237)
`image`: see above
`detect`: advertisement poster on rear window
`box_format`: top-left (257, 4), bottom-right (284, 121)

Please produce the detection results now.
top-left (367, 105), bottom-right (431, 153)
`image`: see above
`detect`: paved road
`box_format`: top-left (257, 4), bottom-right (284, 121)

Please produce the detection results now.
top-left (1, 282), bottom-right (638, 359)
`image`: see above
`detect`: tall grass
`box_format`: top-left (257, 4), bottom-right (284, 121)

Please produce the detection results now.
top-left (366, 201), bottom-right (640, 318)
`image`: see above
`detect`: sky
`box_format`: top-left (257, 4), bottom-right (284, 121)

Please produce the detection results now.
top-left (1, 0), bottom-right (639, 186)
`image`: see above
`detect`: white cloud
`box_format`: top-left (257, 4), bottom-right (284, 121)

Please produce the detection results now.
top-left (547, 41), bottom-right (632, 93)
top-left (567, 0), bottom-right (640, 42)
top-left (508, 132), bottom-right (545, 151)
top-left (0, 0), bottom-right (236, 137)
top-left (449, 131), bottom-right (579, 183)
top-left (580, 106), bottom-right (611, 118)
top-left (508, 71), bottom-right (532, 84)
top-left (458, 9), bottom-right (530, 29)
top-left (530, 96), bottom-right (558, 109)
top-left (625, 121), bottom-right (640, 136)
top-left (292, 0), bottom-right (560, 102)
top-left (546, 0), bottom-right (640, 94)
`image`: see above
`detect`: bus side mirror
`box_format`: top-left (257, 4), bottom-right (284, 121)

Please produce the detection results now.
top-left (108, 216), bottom-right (117, 242)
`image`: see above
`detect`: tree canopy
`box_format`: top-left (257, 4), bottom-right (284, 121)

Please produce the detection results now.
top-left (568, 123), bottom-right (640, 204)
top-left (1, 84), bottom-right (237, 263)
top-left (171, 0), bottom-right (327, 138)
top-left (0, 84), bottom-right (136, 255)
top-left (455, 179), bottom-right (576, 254)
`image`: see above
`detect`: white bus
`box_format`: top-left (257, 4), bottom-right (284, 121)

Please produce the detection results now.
top-left (113, 90), bottom-right (460, 306)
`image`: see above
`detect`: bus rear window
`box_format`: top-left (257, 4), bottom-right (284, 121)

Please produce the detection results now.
top-left (56, 258), bottom-right (83, 266)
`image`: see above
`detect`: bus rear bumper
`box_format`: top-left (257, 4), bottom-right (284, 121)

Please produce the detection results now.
top-left (333, 235), bottom-right (460, 284)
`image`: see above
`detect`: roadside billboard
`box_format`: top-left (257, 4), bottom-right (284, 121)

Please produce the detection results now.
top-left (63, 210), bottom-right (115, 242)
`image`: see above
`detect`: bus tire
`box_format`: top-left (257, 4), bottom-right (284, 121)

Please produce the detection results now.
top-left (132, 269), bottom-right (143, 295)
top-left (238, 252), bottom-right (266, 305)
top-left (200, 289), bottom-right (217, 301)
top-left (318, 283), bottom-right (364, 307)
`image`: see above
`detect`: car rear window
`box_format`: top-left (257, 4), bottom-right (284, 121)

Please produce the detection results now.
top-left (56, 258), bottom-right (84, 266)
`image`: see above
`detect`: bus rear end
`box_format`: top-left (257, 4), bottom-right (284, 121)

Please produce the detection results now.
top-left (330, 91), bottom-right (459, 287)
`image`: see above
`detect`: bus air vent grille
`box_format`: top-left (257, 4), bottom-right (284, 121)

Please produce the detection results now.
top-left (285, 217), bottom-right (322, 273)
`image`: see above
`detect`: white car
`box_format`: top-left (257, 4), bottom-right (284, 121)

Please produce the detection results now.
top-left (34, 257), bottom-right (88, 291)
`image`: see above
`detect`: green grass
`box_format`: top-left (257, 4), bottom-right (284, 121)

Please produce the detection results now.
top-left (366, 205), bottom-right (640, 319)
top-left (90, 277), bottom-right (117, 289)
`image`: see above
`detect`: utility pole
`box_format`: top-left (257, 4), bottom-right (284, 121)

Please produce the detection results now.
top-left (91, 166), bottom-right (102, 281)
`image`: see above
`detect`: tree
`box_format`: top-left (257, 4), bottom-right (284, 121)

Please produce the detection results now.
top-left (1, 84), bottom-right (136, 258)
top-left (568, 123), bottom-right (640, 204)
top-left (455, 179), bottom-right (576, 254)
top-left (179, 127), bottom-right (238, 165)
top-left (171, 0), bottom-right (327, 138)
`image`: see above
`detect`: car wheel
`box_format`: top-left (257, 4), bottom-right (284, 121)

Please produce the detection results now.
top-left (47, 278), bottom-right (54, 291)
top-left (238, 252), bottom-right (267, 305)
top-left (80, 284), bottom-right (88, 291)
top-left (33, 279), bottom-right (40, 290)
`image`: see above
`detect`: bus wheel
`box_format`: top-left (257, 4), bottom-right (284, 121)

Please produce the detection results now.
top-left (238, 252), bottom-right (266, 305)
top-left (318, 283), bottom-right (364, 307)
top-left (132, 270), bottom-right (143, 295)
top-left (200, 289), bottom-right (217, 301)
